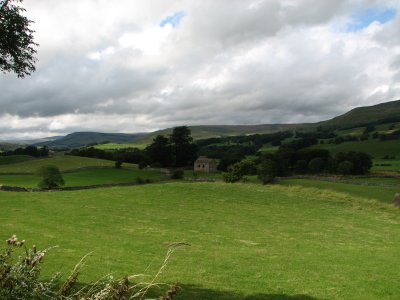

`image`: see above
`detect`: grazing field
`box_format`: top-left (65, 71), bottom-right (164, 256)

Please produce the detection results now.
top-left (279, 178), bottom-right (399, 204)
top-left (0, 155), bottom-right (33, 165)
top-left (372, 159), bottom-right (400, 172)
top-left (0, 168), bottom-right (166, 188)
top-left (1, 183), bottom-right (399, 299)
top-left (0, 155), bottom-right (136, 173)
top-left (94, 143), bottom-right (147, 150)
top-left (311, 139), bottom-right (400, 158)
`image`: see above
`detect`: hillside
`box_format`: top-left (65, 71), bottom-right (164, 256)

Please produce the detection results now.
top-left (135, 123), bottom-right (307, 144)
top-left (27, 99), bottom-right (400, 149)
top-left (318, 99), bottom-right (400, 129)
top-left (35, 132), bottom-right (145, 148)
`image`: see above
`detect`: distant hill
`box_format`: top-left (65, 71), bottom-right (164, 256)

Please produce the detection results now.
top-left (35, 132), bottom-right (144, 149)
top-left (28, 99), bottom-right (400, 149)
top-left (318, 100), bottom-right (400, 129)
top-left (135, 124), bottom-right (307, 144)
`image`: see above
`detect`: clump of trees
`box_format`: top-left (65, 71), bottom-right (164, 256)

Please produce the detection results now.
top-left (223, 149), bottom-right (372, 184)
top-left (68, 126), bottom-right (198, 169)
top-left (1, 145), bottom-right (49, 157)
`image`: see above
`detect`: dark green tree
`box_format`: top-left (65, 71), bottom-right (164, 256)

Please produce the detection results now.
top-left (308, 157), bottom-right (324, 174)
top-left (170, 126), bottom-right (197, 167)
top-left (257, 159), bottom-right (278, 184)
top-left (145, 135), bottom-right (174, 167)
top-left (37, 165), bottom-right (65, 189)
top-left (0, 0), bottom-right (38, 77)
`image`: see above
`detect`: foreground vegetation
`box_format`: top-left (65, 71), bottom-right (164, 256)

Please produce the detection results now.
top-left (1, 183), bottom-right (399, 299)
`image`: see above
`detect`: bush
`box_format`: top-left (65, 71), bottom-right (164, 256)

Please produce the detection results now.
top-left (136, 177), bottom-right (145, 184)
top-left (223, 171), bottom-right (242, 183)
top-left (37, 165), bottom-right (65, 189)
top-left (170, 169), bottom-right (184, 179)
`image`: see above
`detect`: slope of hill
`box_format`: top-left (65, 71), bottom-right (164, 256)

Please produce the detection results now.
top-left (318, 99), bottom-right (400, 129)
top-left (35, 132), bottom-right (145, 149)
top-left (135, 123), bottom-right (307, 144)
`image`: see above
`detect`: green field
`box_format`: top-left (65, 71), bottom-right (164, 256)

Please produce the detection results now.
top-left (1, 182), bottom-right (400, 299)
top-left (0, 155), bottom-right (136, 173)
top-left (279, 178), bottom-right (399, 204)
top-left (311, 139), bottom-right (400, 159)
top-left (0, 155), bottom-right (33, 165)
top-left (0, 168), bottom-right (165, 188)
top-left (94, 143), bottom-right (147, 150)
top-left (372, 159), bottom-right (400, 172)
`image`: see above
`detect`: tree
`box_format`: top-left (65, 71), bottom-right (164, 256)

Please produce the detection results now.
top-left (145, 135), bottom-right (174, 167)
top-left (0, 0), bottom-right (38, 77)
top-left (170, 126), bottom-right (197, 167)
top-left (257, 159), bottom-right (278, 184)
top-left (308, 157), bottom-right (324, 174)
top-left (37, 165), bottom-right (65, 189)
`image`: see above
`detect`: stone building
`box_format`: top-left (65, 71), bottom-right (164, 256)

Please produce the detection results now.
top-left (194, 156), bottom-right (217, 173)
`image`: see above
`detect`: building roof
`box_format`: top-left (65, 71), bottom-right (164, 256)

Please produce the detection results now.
top-left (194, 156), bottom-right (216, 164)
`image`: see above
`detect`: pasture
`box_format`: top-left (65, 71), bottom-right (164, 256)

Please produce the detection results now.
top-left (1, 182), bottom-right (399, 299)
top-left (0, 168), bottom-right (165, 188)
top-left (0, 155), bottom-right (137, 173)
top-left (311, 139), bottom-right (400, 159)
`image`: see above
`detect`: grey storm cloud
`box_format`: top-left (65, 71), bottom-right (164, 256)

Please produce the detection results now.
top-left (0, 0), bottom-right (399, 139)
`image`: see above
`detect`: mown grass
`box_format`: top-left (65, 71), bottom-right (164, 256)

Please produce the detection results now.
top-left (0, 155), bottom-right (33, 165)
top-left (0, 155), bottom-right (136, 173)
top-left (0, 168), bottom-right (166, 188)
top-left (1, 183), bottom-right (400, 299)
top-left (279, 178), bottom-right (399, 204)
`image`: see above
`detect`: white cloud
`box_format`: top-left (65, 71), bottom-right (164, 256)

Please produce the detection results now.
top-left (0, 0), bottom-right (399, 139)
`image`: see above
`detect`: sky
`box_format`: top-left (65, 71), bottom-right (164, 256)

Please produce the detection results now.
top-left (1, 0), bottom-right (400, 140)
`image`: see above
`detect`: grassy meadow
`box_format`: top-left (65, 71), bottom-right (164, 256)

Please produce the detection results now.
top-left (0, 155), bottom-right (137, 173)
top-left (1, 182), bottom-right (400, 299)
top-left (0, 168), bottom-right (166, 188)
top-left (311, 139), bottom-right (400, 159)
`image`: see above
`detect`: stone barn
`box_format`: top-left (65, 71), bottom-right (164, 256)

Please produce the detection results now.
top-left (194, 156), bottom-right (218, 173)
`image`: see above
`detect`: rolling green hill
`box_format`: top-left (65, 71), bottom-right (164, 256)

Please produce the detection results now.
top-left (135, 124), bottom-right (306, 144)
top-left (24, 99), bottom-right (400, 149)
top-left (318, 99), bottom-right (400, 129)
top-left (35, 132), bottom-right (145, 149)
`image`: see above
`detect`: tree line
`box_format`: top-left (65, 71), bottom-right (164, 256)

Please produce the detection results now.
top-left (69, 126), bottom-right (198, 169)
top-left (1, 145), bottom-right (49, 157)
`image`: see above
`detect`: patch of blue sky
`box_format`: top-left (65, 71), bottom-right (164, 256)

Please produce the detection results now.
top-left (347, 7), bottom-right (397, 32)
top-left (160, 11), bottom-right (186, 28)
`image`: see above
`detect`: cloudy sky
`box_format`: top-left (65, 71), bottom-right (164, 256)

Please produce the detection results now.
top-left (1, 0), bottom-right (399, 140)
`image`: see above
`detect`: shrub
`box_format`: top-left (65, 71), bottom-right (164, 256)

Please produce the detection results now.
top-left (136, 177), bottom-right (145, 184)
top-left (0, 235), bottom-right (184, 299)
top-left (170, 169), bottom-right (184, 179)
top-left (37, 165), bottom-right (65, 189)
top-left (223, 171), bottom-right (242, 183)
